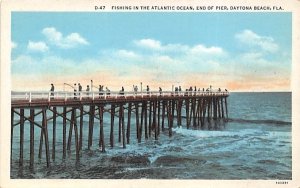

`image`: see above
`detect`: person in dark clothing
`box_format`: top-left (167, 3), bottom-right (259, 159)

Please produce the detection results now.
top-left (86, 85), bottom-right (90, 98)
top-left (120, 86), bottom-right (124, 95)
top-left (99, 85), bottom-right (103, 97)
top-left (146, 85), bottom-right (150, 95)
top-left (159, 87), bottom-right (162, 95)
top-left (50, 84), bottom-right (54, 99)
top-left (74, 83), bottom-right (77, 99)
top-left (78, 83), bottom-right (82, 97)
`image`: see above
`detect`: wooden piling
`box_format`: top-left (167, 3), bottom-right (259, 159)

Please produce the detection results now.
top-left (144, 102), bottom-right (148, 139)
top-left (217, 98), bottom-right (221, 119)
top-left (225, 97), bottom-right (228, 120)
top-left (148, 101), bottom-right (152, 138)
top-left (170, 100), bottom-right (175, 134)
top-left (99, 105), bottom-right (105, 152)
top-left (213, 97), bottom-right (217, 120)
top-left (79, 106), bottom-right (83, 150)
top-left (127, 103), bottom-right (132, 144)
top-left (221, 97), bottom-right (225, 118)
top-left (185, 99), bottom-right (190, 129)
top-left (207, 98), bottom-right (211, 122)
top-left (110, 104), bottom-right (115, 147)
top-left (140, 102), bottom-right (144, 139)
top-left (153, 100), bottom-right (158, 140)
top-left (72, 108), bottom-right (80, 161)
top-left (11, 108), bottom-right (14, 165)
top-left (42, 108), bottom-right (50, 167)
top-left (63, 107), bottom-right (67, 159)
top-left (118, 105), bottom-right (122, 143)
top-left (29, 109), bottom-right (35, 168)
top-left (38, 122), bottom-right (44, 159)
top-left (67, 108), bottom-right (74, 151)
top-left (161, 101), bottom-right (165, 130)
top-left (157, 100), bottom-right (161, 135)
top-left (52, 107), bottom-right (57, 160)
top-left (167, 101), bottom-right (172, 136)
top-left (88, 105), bottom-right (95, 149)
top-left (19, 108), bottom-right (24, 167)
top-left (135, 103), bottom-right (141, 143)
top-left (121, 104), bottom-right (126, 148)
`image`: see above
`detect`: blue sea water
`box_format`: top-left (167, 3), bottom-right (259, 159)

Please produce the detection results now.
top-left (11, 92), bottom-right (292, 179)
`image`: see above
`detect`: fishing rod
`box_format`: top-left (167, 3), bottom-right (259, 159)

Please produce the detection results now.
top-left (63, 83), bottom-right (75, 91)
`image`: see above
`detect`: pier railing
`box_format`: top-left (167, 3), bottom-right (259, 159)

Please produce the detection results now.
top-left (11, 90), bottom-right (229, 103)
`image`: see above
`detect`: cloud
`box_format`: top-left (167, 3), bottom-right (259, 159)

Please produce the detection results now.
top-left (27, 41), bottom-right (49, 52)
top-left (42, 27), bottom-right (89, 49)
top-left (189, 44), bottom-right (225, 56)
top-left (235, 29), bottom-right (279, 53)
top-left (116, 50), bottom-right (139, 59)
top-left (134, 39), bottom-right (161, 50)
top-left (134, 39), bottom-right (226, 58)
top-left (11, 41), bottom-right (18, 49)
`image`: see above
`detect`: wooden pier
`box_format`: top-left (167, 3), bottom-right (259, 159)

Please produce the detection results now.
top-left (11, 90), bottom-right (229, 168)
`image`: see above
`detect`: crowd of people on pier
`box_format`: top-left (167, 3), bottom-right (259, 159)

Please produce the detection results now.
top-left (50, 81), bottom-right (228, 99)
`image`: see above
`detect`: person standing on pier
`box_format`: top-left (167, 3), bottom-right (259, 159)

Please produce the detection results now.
top-left (134, 85), bottom-right (138, 94)
top-left (78, 83), bottom-right (82, 97)
top-left (50, 84), bottom-right (54, 99)
top-left (74, 83), bottom-right (77, 99)
top-left (120, 86), bottom-right (124, 95)
top-left (86, 85), bottom-right (90, 98)
top-left (99, 85), bottom-right (103, 97)
top-left (106, 87), bottom-right (110, 95)
top-left (159, 87), bottom-right (162, 95)
top-left (146, 85), bottom-right (150, 95)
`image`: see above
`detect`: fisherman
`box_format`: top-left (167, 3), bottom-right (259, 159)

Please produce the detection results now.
top-left (120, 86), bottom-right (124, 95)
top-left (50, 83), bottom-right (54, 99)
top-left (189, 86), bottom-right (193, 96)
top-left (159, 87), bottom-right (162, 95)
top-left (133, 85), bottom-right (138, 94)
top-left (86, 85), bottom-right (90, 98)
top-left (74, 83), bottom-right (77, 99)
top-left (175, 87), bottom-right (178, 95)
top-left (106, 87), bottom-right (110, 95)
top-left (184, 89), bottom-right (188, 96)
top-left (179, 86), bottom-right (182, 92)
top-left (146, 85), bottom-right (150, 95)
top-left (218, 88), bottom-right (221, 92)
top-left (194, 86), bottom-right (197, 96)
top-left (78, 83), bottom-right (82, 97)
top-left (99, 85), bottom-right (103, 97)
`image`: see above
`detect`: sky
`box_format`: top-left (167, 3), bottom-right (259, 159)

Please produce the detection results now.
top-left (11, 12), bottom-right (291, 92)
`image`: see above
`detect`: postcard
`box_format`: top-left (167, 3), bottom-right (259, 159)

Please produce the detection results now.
top-left (1, 0), bottom-right (300, 187)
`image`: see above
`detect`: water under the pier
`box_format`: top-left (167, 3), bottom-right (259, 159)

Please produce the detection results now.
top-left (11, 92), bottom-right (291, 179)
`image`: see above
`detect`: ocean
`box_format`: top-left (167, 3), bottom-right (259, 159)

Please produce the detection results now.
top-left (10, 92), bottom-right (292, 179)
